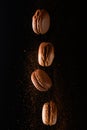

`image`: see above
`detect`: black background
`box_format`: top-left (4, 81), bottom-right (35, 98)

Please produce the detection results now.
top-left (0, 0), bottom-right (86, 129)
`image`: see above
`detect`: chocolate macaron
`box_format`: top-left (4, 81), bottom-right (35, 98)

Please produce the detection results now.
top-left (38, 42), bottom-right (54, 67)
top-left (42, 101), bottom-right (57, 126)
top-left (32, 9), bottom-right (50, 34)
top-left (31, 69), bottom-right (52, 91)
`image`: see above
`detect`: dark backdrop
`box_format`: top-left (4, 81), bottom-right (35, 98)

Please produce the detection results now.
top-left (0, 0), bottom-right (86, 130)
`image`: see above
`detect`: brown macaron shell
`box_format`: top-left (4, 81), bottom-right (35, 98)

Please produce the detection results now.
top-left (40, 9), bottom-right (50, 34)
top-left (49, 101), bottom-right (57, 126)
top-left (42, 102), bottom-right (49, 125)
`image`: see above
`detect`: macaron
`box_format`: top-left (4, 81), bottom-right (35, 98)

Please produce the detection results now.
top-left (38, 42), bottom-right (55, 67)
top-left (42, 101), bottom-right (57, 126)
top-left (31, 69), bottom-right (52, 91)
top-left (32, 9), bottom-right (50, 34)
